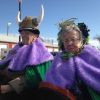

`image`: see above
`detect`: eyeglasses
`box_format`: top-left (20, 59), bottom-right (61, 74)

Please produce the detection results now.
top-left (63, 38), bottom-right (80, 44)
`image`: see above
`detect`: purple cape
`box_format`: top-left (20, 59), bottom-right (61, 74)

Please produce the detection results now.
top-left (0, 38), bottom-right (53, 71)
top-left (45, 45), bottom-right (100, 92)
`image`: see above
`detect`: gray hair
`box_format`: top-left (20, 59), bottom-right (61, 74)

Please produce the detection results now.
top-left (58, 24), bottom-right (81, 37)
top-left (57, 19), bottom-right (82, 50)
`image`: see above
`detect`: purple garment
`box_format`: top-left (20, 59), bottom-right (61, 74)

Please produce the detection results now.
top-left (45, 45), bottom-right (100, 92)
top-left (0, 38), bottom-right (53, 71)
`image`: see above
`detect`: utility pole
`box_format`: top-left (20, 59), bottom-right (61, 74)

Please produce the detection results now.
top-left (18, 0), bottom-right (22, 42)
top-left (7, 22), bottom-right (11, 36)
top-left (18, 0), bottom-right (22, 19)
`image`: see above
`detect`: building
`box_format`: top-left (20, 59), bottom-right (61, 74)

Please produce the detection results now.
top-left (0, 34), bottom-right (58, 59)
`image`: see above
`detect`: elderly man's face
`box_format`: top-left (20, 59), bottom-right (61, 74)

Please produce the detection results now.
top-left (20, 30), bottom-right (38, 45)
top-left (62, 30), bottom-right (83, 53)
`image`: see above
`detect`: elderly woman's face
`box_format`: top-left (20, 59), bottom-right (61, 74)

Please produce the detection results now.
top-left (62, 30), bottom-right (83, 53)
top-left (20, 31), bottom-right (38, 45)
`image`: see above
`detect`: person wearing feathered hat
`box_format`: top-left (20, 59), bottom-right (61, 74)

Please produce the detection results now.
top-left (38, 18), bottom-right (100, 100)
top-left (0, 5), bottom-right (53, 99)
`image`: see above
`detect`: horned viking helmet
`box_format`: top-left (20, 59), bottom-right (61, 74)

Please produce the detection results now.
top-left (16, 5), bottom-right (44, 31)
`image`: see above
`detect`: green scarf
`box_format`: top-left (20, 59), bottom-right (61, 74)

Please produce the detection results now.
top-left (61, 51), bottom-right (75, 60)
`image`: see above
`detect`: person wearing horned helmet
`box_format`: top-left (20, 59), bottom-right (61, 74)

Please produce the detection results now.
top-left (0, 4), bottom-right (53, 99)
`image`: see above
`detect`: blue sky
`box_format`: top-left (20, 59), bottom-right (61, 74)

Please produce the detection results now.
top-left (0, 0), bottom-right (100, 41)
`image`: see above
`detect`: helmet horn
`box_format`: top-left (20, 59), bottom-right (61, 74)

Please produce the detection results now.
top-left (16, 11), bottom-right (22, 24)
top-left (37, 4), bottom-right (44, 25)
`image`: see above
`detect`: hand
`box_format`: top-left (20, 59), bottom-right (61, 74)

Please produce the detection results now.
top-left (1, 84), bottom-right (13, 93)
top-left (8, 77), bottom-right (26, 94)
